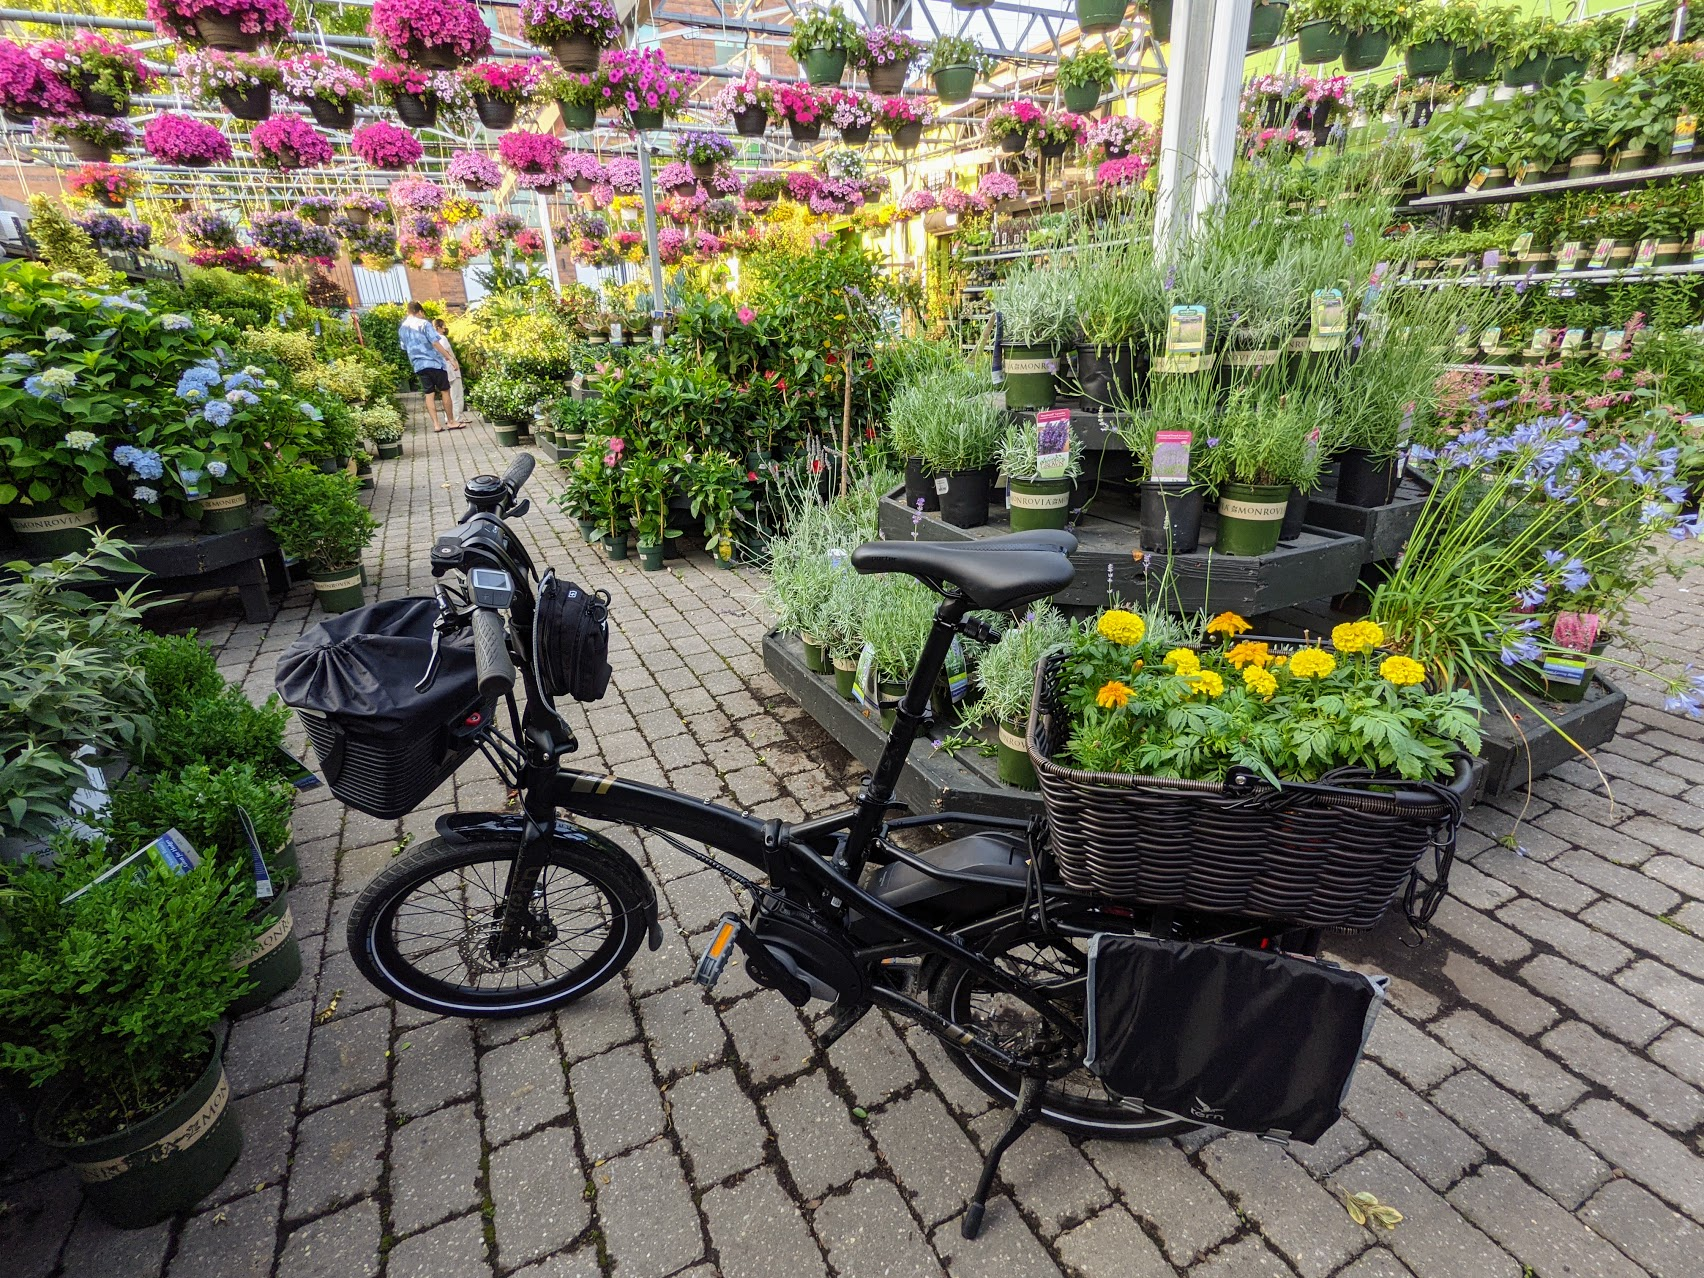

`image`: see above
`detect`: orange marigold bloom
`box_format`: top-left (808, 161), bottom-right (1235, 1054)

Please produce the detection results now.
top-left (1206, 611), bottom-right (1251, 637)
top-left (1096, 680), bottom-right (1133, 709)
top-left (1225, 641), bottom-right (1273, 669)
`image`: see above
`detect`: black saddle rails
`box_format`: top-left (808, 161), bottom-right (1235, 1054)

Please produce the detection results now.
top-left (850, 531), bottom-right (1077, 612)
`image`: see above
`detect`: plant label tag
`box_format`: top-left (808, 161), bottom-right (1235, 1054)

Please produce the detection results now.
top-left (1557, 240), bottom-right (1582, 271)
top-left (1692, 229), bottom-right (1704, 256)
top-left (1529, 327), bottom-right (1553, 353)
top-left (1588, 237), bottom-right (1615, 270)
top-left (1634, 238), bottom-right (1659, 269)
top-left (852, 643), bottom-right (877, 712)
top-left (944, 636), bottom-right (970, 703)
top-left (1513, 232), bottom-right (1534, 257)
top-left (1303, 427), bottom-right (1322, 469)
top-left (1034, 409), bottom-right (1072, 479)
top-left (146, 828), bottom-right (201, 876)
top-left (1480, 249), bottom-right (1500, 279)
top-left (1479, 326), bottom-right (1502, 352)
top-left (1466, 166), bottom-right (1491, 192)
top-left (1561, 327), bottom-right (1586, 357)
top-left (1150, 430), bottom-right (1192, 483)
top-left (238, 806), bottom-right (275, 903)
top-left (934, 475), bottom-right (950, 495)
top-left (1601, 328), bottom-right (1626, 358)
top-left (1675, 110), bottom-right (1697, 155)
top-left (1310, 288), bottom-right (1346, 351)
top-left (1166, 305), bottom-right (1207, 354)
top-left (609, 322), bottom-right (621, 344)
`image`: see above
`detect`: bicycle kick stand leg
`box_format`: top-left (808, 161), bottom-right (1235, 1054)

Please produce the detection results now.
top-left (961, 1074), bottom-right (1044, 1240)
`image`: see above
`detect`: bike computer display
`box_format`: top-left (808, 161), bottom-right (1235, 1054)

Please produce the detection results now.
top-left (468, 567), bottom-right (514, 609)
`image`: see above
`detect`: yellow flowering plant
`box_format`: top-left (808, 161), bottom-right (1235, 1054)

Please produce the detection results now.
top-left (1057, 608), bottom-right (1482, 785)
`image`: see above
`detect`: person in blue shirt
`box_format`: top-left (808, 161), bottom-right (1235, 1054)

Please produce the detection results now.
top-left (398, 301), bottom-right (461, 432)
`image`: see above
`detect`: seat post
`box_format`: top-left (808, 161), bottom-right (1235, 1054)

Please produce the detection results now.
top-left (838, 595), bottom-right (968, 878)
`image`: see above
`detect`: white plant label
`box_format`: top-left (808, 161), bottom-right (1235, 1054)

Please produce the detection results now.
top-left (1150, 429), bottom-right (1192, 483)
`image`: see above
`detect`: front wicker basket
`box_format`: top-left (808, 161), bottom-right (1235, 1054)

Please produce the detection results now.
top-left (1027, 650), bottom-right (1474, 930)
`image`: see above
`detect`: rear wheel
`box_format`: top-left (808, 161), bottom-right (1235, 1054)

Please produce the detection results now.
top-left (924, 912), bottom-right (1201, 1140)
top-left (347, 834), bottom-right (649, 1017)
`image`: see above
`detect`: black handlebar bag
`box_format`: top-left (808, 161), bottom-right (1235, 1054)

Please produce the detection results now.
top-left (275, 598), bottom-right (492, 820)
top-left (1083, 934), bottom-right (1387, 1144)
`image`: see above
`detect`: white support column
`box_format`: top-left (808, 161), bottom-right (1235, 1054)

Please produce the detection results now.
top-left (535, 191), bottom-right (563, 296)
top-left (636, 134), bottom-right (668, 345)
top-left (1152, 0), bottom-right (1252, 251)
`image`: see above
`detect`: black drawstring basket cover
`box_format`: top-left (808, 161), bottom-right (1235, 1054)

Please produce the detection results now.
top-left (275, 598), bottom-right (492, 819)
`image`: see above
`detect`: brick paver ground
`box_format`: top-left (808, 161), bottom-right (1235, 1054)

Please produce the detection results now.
top-left (5, 418), bottom-right (1703, 1278)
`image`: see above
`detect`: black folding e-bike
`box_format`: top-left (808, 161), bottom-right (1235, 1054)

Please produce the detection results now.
top-left (331, 456), bottom-right (1321, 1236)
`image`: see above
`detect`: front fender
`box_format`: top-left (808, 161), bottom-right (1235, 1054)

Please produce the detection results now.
top-left (434, 811), bottom-right (663, 950)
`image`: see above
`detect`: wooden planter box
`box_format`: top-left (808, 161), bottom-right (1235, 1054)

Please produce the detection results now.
top-left (1304, 475), bottom-right (1431, 564)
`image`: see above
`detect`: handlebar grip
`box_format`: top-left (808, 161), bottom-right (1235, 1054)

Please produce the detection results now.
top-left (501, 453), bottom-right (536, 498)
top-left (472, 608), bottom-right (514, 701)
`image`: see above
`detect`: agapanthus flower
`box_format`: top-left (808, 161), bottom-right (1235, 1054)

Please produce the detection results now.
top-left (1500, 635), bottom-right (1542, 666)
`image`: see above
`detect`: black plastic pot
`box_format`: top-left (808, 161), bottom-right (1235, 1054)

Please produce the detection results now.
top-left (840, 122), bottom-right (872, 145)
top-left (733, 106), bottom-right (768, 136)
top-left (891, 121), bottom-right (923, 150)
top-left (1138, 483), bottom-right (1203, 553)
top-left (1077, 342), bottom-right (1142, 409)
top-left (79, 88), bottom-right (125, 117)
top-left (395, 93), bottom-right (438, 129)
top-left (788, 118), bottom-right (822, 142)
top-left (1335, 448), bottom-right (1395, 507)
top-left (904, 456), bottom-right (940, 513)
top-left (308, 97), bottom-right (355, 129)
top-left (1279, 485), bottom-right (1309, 541)
top-left (218, 83), bottom-right (272, 122)
top-left (474, 96), bottom-right (516, 130)
top-left (938, 467), bottom-right (992, 528)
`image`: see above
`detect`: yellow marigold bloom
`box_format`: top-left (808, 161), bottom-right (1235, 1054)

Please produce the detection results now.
top-left (1225, 641), bottom-right (1273, 669)
top-left (1288, 648), bottom-right (1337, 679)
top-left (1163, 647), bottom-right (1201, 676)
top-left (1188, 669), bottom-right (1225, 698)
top-left (1331, 620), bottom-right (1386, 654)
top-left (1097, 609), bottom-right (1146, 646)
top-left (1206, 611), bottom-right (1251, 637)
top-left (1096, 680), bottom-right (1133, 709)
top-left (1243, 665), bottom-right (1278, 699)
top-left (1380, 655), bottom-right (1427, 687)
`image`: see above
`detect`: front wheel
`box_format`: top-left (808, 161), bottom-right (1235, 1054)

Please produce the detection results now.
top-left (347, 833), bottom-right (650, 1017)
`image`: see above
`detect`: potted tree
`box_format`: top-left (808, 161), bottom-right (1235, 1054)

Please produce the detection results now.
top-left (264, 465), bottom-right (379, 612)
top-left (520, 0), bottom-right (621, 73)
top-left (926, 34), bottom-right (992, 106)
top-left (967, 603), bottom-right (1070, 788)
top-left (992, 262), bottom-right (1077, 411)
top-left (788, 7), bottom-right (864, 87)
top-left (999, 414), bottom-right (1083, 532)
top-left (1057, 48), bottom-right (1115, 114)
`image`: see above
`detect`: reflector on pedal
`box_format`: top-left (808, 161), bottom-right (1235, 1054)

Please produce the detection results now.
top-left (694, 913), bottom-right (742, 990)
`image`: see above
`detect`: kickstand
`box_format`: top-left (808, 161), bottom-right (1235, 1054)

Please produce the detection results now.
top-left (961, 1074), bottom-right (1044, 1240)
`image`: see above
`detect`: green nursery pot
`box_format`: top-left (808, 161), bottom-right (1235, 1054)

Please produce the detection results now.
top-left (801, 632), bottom-right (827, 673)
top-left (199, 484), bottom-right (252, 534)
top-left (932, 65), bottom-right (977, 104)
top-left (559, 100), bottom-right (596, 129)
top-left (1007, 476), bottom-right (1073, 532)
top-left (1002, 345), bottom-right (1059, 411)
top-left (8, 498), bottom-right (98, 559)
top-left (1451, 44), bottom-right (1498, 82)
top-left (801, 46), bottom-right (847, 86)
top-left (638, 543), bottom-right (665, 571)
top-left (833, 656), bottom-right (857, 699)
top-left (996, 719), bottom-right (1038, 790)
top-left (1061, 80), bottom-right (1104, 113)
top-left (1296, 20), bottom-right (1346, 64)
top-left (1075, 0), bottom-right (1129, 36)
top-left (1503, 54), bottom-right (1549, 87)
top-left (494, 424), bottom-right (522, 447)
top-left (1214, 482), bottom-right (1290, 557)
top-left (1341, 28), bottom-right (1390, 72)
top-left (310, 565), bottom-right (365, 614)
top-left (1142, 0), bottom-right (1172, 42)
top-left (1406, 39), bottom-right (1452, 78)
top-left (1544, 55), bottom-right (1588, 84)
top-left (627, 108), bottom-right (665, 131)
top-left (1247, 0), bottom-right (1288, 51)
top-left (227, 889), bottom-right (302, 1017)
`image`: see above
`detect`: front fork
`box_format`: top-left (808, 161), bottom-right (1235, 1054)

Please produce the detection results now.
top-left (489, 757), bottom-right (589, 960)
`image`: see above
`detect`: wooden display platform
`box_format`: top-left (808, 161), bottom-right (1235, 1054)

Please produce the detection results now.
top-left (876, 487), bottom-right (1367, 616)
top-left (1305, 476), bottom-right (1431, 564)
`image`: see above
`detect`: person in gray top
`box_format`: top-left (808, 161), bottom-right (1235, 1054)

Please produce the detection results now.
top-left (399, 301), bottom-right (461, 431)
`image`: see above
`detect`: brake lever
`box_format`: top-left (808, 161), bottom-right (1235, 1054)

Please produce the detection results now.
top-left (415, 585), bottom-right (456, 693)
top-left (503, 497), bottom-right (531, 520)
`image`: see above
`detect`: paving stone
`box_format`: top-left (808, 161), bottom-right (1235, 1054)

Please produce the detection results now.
top-left (1340, 1061), bottom-right (1482, 1192)
top-left (1289, 1117), bottom-right (1372, 1177)
top-left (482, 1028), bottom-right (571, 1147)
top-left (818, 1009), bottom-right (919, 1107)
top-left (966, 1111), bottom-right (1113, 1239)
top-left (721, 993), bottom-right (818, 1087)
top-left (393, 1015), bottom-right (477, 1119)
top-left (0, 1167), bottom-right (79, 1278)
top-left (1331, 1151), bottom-right (1519, 1278)
top-left (1430, 1011), bottom-right (1588, 1114)
top-left (1585, 899), bottom-right (1704, 980)
top-left (558, 980), bottom-right (641, 1062)
top-left (1650, 1025), bottom-right (1704, 1089)
top-left (285, 1090), bottom-right (386, 1221)
top-left (1053, 1207), bottom-right (1174, 1278)
top-left (1185, 1235), bottom-right (1301, 1277)
top-left (276, 1198), bottom-right (382, 1278)
top-left (301, 1005), bottom-right (390, 1111)
top-left (385, 1212), bottom-right (492, 1278)
top-left (169, 1185), bottom-right (283, 1278)
top-left (1438, 952), bottom-right (1557, 1036)
top-left (638, 983), bottom-right (729, 1078)
top-left (1431, 902), bottom-right (1534, 966)
top-left (869, 1089), bottom-right (982, 1227)
top-left (1578, 1177), bottom-right (1704, 1278)
top-left (1565, 1098), bottom-right (1704, 1219)
top-left (664, 1066), bottom-right (767, 1186)
top-left (475, 1010), bottom-right (555, 1052)
top-left (1498, 899), bottom-right (1634, 973)
top-left (509, 1249), bottom-right (604, 1278)
top-left (591, 1138), bottom-right (705, 1278)
top-left (1450, 1166), bottom-right (1646, 1278)
top-left (224, 997), bottom-right (313, 1096)
top-left (1615, 960), bottom-right (1704, 1034)
top-left (902, 1023), bottom-right (1000, 1121)
top-left (1549, 847), bottom-right (1682, 915)
top-left (1199, 1134), bottom-right (1366, 1278)
top-left (1540, 1020), bottom-right (1704, 1134)
top-left (1520, 954), bottom-right (1671, 1046)
top-left (1084, 1136), bottom-right (1240, 1267)
top-left (702, 1166), bottom-right (827, 1278)
top-left (660, 869), bottom-right (744, 936)
top-left (933, 1192), bottom-right (1065, 1277)
top-left (624, 922), bottom-right (693, 998)
top-left (1364, 1014), bottom-right (1463, 1092)
top-left (763, 1071), bottom-right (876, 1199)
top-left (389, 1102), bottom-right (482, 1236)
top-left (813, 1176), bottom-right (948, 1278)
top-left (569, 1043), bottom-right (665, 1160)
top-left (1333, 1252), bottom-right (1416, 1278)
top-left (488, 1125), bottom-right (589, 1271)
top-left (312, 948), bottom-right (390, 1019)
top-left (1430, 1071), bottom-right (1610, 1208)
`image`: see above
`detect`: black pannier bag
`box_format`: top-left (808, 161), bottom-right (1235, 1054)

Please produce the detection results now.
top-left (275, 598), bottom-right (493, 819)
top-left (1083, 934), bottom-right (1387, 1144)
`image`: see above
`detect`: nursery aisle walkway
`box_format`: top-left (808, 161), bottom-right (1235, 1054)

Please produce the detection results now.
top-left (6, 419), bottom-right (1704, 1278)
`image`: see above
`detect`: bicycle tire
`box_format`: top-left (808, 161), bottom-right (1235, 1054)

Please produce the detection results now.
top-left (347, 832), bottom-right (649, 1018)
top-left (924, 913), bottom-right (1201, 1141)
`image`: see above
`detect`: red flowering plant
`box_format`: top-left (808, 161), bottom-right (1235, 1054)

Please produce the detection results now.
top-left (146, 0), bottom-right (292, 47)
top-left (56, 34), bottom-right (153, 106)
top-left (279, 53), bottom-right (368, 106)
top-left (519, 0), bottom-right (622, 47)
top-left (599, 48), bottom-right (694, 119)
top-left (875, 94), bottom-right (933, 129)
top-left (350, 120), bottom-right (423, 168)
top-left (190, 245), bottom-right (267, 272)
top-left (460, 58), bottom-right (545, 104)
top-left (0, 39), bottom-right (78, 117)
top-left (370, 0), bottom-right (491, 66)
top-left (983, 99), bottom-right (1044, 144)
top-left (447, 149), bottom-right (501, 190)
top-left (513, 227), bottom-right (544, 256)
top-left (773, 82), bottom-right (828, 125)
top-left (67, 162), bottom-right (142, 204)
top-left (250, 113), bottom-right (333, 169)
top-left (498, 128), bottom-right (564, 175)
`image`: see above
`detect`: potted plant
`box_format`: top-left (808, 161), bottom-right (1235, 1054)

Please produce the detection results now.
top-left (250, 112), bottom-right (333, 170)
top-left (351, 119), bottom-right (423, 169)
top-left (263, 464), bottom-right (378, 612)
top-left (676, 128), bottom-right (736, 179)
top-left (712, 68), bottom-right (772, 136)
top-left (1605, 71), bottom-right (1683, 172)
top-left (532, 66), bottom-right (595, 128)
top-left (1077, 0), bottom-right (1130, 36)
top-left (443, 148), bottom-right (498, 191)
top-left (142, 113), bottom-right (232, 167)
top-left (1074, 239), bottom-right (1158, 408)
top-left (278, 52), bottom-right (367, 128)
top-left (461, 58), bottom-right (538, 129)
top-left (857, 578), bottom-right (939, 728)
top-left (967, 603), bottom-right (1070, 788)
top-left (828, 88), bottom-right (876, 144)
top-left (926, 34), bottom-right (992, 105)
top-left (370, 0), bottom-right (491, 69)
top-left (1442, 0), bottom-right (1514, 84)
top-left (992, 262), bottom-right (1077, 411)
top-left (73, 211), bottom-right (150, 254)
top-left (861, 24), bottom-right (922, 94)
top-left (999, 415), bottom-right (1083, 533)
top-left (1284, 0), bottom-right (1348, 65)
top-left (1033, 109), bottom-right (1086, 158)
top-left (498, 127), bottom-right (565, 182)
top-left (38, 114), bottom-right (136, 164)
top-left (774, 82), bottom-right (828, 142)
top-left (788, 6), bottom-right (864, 87)
top-left (0, 846), bottom-right (257, 1228)
top-left (1057, 48), bottom-right (1115, 114)
top-left (1544, 19), bottom-right (1601, 85)
top-left (59, 33), bottom-right (151, 115)
top-left (600, 47), bottom-right (693, 130)
top-left (521, 0), bottom-right (621, 73)
top-left (876, 94), bottom-right (932, 149)
top-left (180, 49), bottom-right (283, 120)
top-left (591, 435), bottom-right (629, 558)
top-left (1248, 0), bottom-right (1290, 51)
top-left (1401, 1), bottom-right (1453, 77)
top-left (66, 162), bottom-right (141, 208)
top-left (0, 37), bottom-right (78, 119)
top-left (682, 447), bottom-right (754, 564)
top-left (984, 99), bottom-right (1044, 152)
top-left (371, 62), bottom-right (450, 128)
top-left (911, 371), bottom-right (1005, 528)
top-left (561, 150), bottom-right (608, 192)
top-left (1498, 14), bottom-right (1554, 87)
top-left (822, 565), bottom-right (874, 698)
top-left (147, 0), bottom-right (291, 53)
top-left (249, 210), bottom-right (338, 259)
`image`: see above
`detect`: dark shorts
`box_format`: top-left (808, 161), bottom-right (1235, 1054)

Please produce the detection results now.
top-left (416, 366), bottom-right (450, 394)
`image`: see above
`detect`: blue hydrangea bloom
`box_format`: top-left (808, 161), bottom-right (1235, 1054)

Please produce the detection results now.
top-left (203, 400), bottom-right (234, 428)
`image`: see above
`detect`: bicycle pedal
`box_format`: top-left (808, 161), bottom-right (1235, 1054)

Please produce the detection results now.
top-left (693, 913), bottom-right (743, 990)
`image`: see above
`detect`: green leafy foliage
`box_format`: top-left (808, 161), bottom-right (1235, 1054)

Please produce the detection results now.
top-left (261, 464), bottom-right (378, 571)
top-left (105, 761), bottom-right (295, 876)
top-left (144, 680), bottom-right (292, 778)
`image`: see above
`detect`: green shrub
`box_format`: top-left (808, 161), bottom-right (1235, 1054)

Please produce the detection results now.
top-left (106, 762), bottom-right (295, 876)
top-left (146, 683), bottom-right (292, 778)
top-left (262, 464), bottom-right (378, 571)
top-left (238, 327), bottom-right (317, 373)
top-left (139, 630), bottom-right (223, 705)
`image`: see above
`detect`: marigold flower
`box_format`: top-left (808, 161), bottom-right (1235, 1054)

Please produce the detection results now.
top-left (1380, 655), bottom-right (1427, 687)
top-left (1288, 648), bottom-right (1336, 679)
top-left (1243, 665), bottom-right (1278, 699)
top-left (1096, 680), bottom-right (1132, 709)
top-left (1331, 620), bottom-right (1386, 654)
top-left (1097, 609), bottom-right (1146, 646)
top-left (1206, 611), bottom-right (1251, 637)
top-left (1187, 669), bottom-right (1225, 698)
top-left (1225, 641), bottom-right (1273, 669)
top-left (1163, 647), bottom-right (1200, 676)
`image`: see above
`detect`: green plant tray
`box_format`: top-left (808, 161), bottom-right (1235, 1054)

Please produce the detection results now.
top-left (1304, 474), bottom-right (1431, 564)
top-left (1473, 675), bottom-right (1627, 799)
top-left (876, 487), bottom-right (1367, 616)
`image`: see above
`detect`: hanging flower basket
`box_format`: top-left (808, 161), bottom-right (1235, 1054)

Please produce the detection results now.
top-left (520, 0), bottom-right (621, 71)
top-left (351, 119), bottom-right (423, 169)
top-left (1075, 0), bottom-right (1129, 35)
top-left (219, 83), bottom-right (272, 120)
top-left (147, 0), bottom-right (292, 51)
top-left (370, 0), bottom-right (492, 69)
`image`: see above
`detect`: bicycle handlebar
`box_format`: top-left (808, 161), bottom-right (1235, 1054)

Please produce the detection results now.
top-left (472, 607), bottom-right (514, 700)
top-left (500, 453), bottom-right (535, 502)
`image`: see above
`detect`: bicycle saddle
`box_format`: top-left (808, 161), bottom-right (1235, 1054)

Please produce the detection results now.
top-left (850, 531), bottom-right (1078, 612)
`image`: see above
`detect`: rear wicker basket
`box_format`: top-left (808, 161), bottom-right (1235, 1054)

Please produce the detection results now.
top-left (1028, 650), bottom-right (1474, 930)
